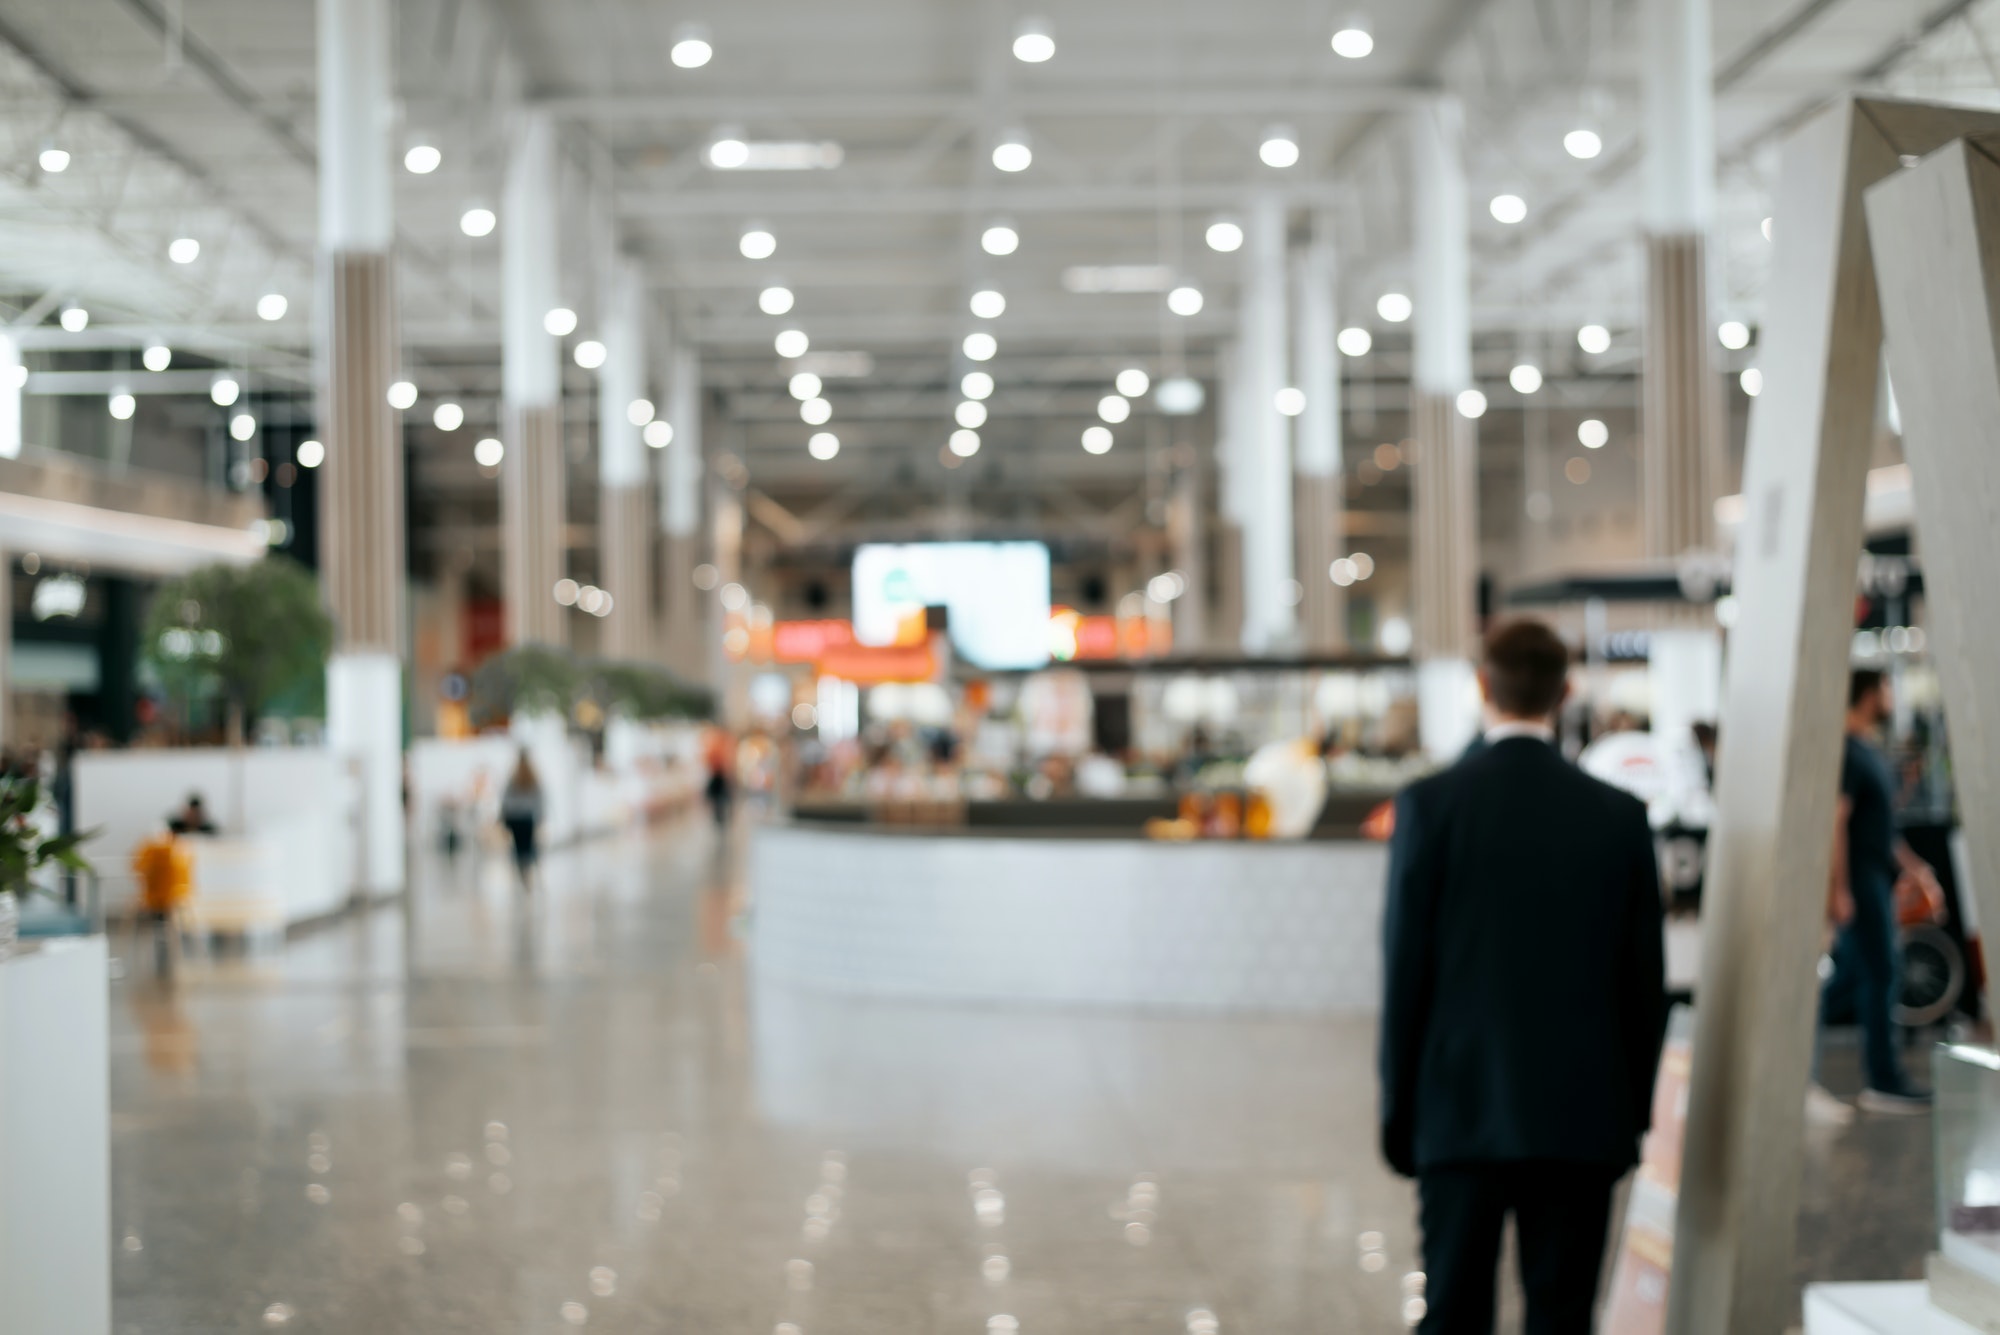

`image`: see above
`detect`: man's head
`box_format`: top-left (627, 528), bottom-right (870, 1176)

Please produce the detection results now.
top-left (1849, 668), bottom-right (1890, 727)
top-left (1479, 619), bottom-right (1573, 723)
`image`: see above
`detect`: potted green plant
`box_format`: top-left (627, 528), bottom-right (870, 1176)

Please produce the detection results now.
top-left (0, 772), bottom-right (94, 959)
top-left (144, 557), bottom-right (333, 745)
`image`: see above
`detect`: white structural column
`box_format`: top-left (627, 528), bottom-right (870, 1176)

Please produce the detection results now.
top-left (1664, 99), bottom-right (1907, 1335)
top-left (1240, 194), bottom-right (1297, 655)
top-left (501, 111), bottom-right (567, 648)
top-left (1409, 97), bottom-right (1480, 756)
top-left (597, 258), bottom-right (652, 660)
top-left (317, 0), bottom-right (405, 898)
top-left (1294, 211), bottom-right (1345, 653)
top-left (660, 339), bottom-right (705, 681)
top-left (1644, 0), bottom-right (1727, 752)
top-left (1643, 0), bottom-right (1725, 564)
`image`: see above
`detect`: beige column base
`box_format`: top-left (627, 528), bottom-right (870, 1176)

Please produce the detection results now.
top-left (1643, 232), bottom-right (1726, 563)
top-left (1213, 521), bottom-right (1244, 654)
top-left (322, 250), bottom-right (404, 653)
top-left (598, 483), bottom-right (653, 661)
top-left (1410, 390), bottom-right (1477, 661)
top-left (502, 403), bottom-right (566, 648)
top-left (659, 532), bottom-right (705, 683)
top-left (1295, 471), bottom-right (1345, 653)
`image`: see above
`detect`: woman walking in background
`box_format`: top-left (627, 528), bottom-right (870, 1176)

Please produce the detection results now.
top-left (500, 752), bottom-right (544, 889)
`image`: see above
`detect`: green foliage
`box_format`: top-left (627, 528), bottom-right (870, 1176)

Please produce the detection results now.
top-left (0, 773), bottom-right (94, 899)
top-left (468, 646), bottom-right (712, 728)
top-left (144, 558), bottom-right (333, 726)
top-left (587, 661), bottom-right (714, 722)
top-left (469, 645), bottom-right (585, 728)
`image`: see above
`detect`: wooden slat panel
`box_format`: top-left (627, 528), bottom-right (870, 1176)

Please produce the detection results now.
top-left (321, 251), bottom-right (403, 654)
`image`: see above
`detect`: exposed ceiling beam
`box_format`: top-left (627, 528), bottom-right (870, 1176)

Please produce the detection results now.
top-left (534, 84), bottom-right (1434, 123)
top-left (617, 181), bottom-right (1350, 219)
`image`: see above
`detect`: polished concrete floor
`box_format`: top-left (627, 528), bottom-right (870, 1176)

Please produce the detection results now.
top-left (108, 816), bottom-right (1933, 1333)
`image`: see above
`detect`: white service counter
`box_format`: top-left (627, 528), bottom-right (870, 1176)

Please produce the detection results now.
top-left (750, 823), bottom-right (1389, 1013)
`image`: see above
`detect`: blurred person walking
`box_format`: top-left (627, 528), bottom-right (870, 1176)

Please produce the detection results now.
top-left (1813, 669), bottom-right (1937, 1116)
top-left (704, 728), bottom-right (735, 829)
top-left (500, 753), bottom-right (543, 888)
top-left (1380, 619), bottom-right (1667, 1335)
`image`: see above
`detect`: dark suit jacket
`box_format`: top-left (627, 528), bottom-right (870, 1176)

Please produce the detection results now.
top-left (1379, 736), bottom-right (1668, 1177)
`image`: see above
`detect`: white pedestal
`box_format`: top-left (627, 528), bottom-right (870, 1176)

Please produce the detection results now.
top-left (0, 937), bottom-right (109, 1335)
top-left (1805, 1283), bottom-right (1982, 1335)
top-left (328, 650), bottom-right (405, 896)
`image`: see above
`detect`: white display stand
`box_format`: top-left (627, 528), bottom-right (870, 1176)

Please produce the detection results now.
top-left (1805, 1283), bottom-right (1981, 1335)
top-left (751, 824), bottom-right (1389, 1012)
top-left (0, 937), bottom-right (109, 1335)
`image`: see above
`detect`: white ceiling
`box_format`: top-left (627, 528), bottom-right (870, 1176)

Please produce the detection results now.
top-left (0, 0), bottom-right (1993, 500)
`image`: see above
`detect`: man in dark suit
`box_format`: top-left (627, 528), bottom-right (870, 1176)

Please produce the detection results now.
top-left (1380, 619), bottom-right (1667, 1334)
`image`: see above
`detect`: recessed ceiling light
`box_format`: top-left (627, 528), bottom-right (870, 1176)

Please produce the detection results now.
top-left (1259, 125), bottom-right (1300, 169)
top-left (1167, 286), bottom-right (1204, 316)
top-left (1376, 293), bottom-right (1412, 323)
top-left (1081, 426), bottom-right (1114, 454)
top-left (1331, 15), bottom-right (1373, 59)
top-left (1013, 18), bottom-right (1054, 63)
top-left (1337, 327), bottom-right (1373, 356)
top-left (1509, 364), bottom-right (1543, 394)
top-left (1205, 219), bottom-right (1244, 252)
top-left (1115, 369), bottom-right (1150, 398)
top-left (962, 372), bottom-right (994, 400)
top-left (1577, 323), bottom-right (1612, 355)
top-left (955, 400), bottom-right (988, 429)
top-left (992, 131), bottom-right (1032, 173)
top-left (671, 24), bottom-right (714, 68)
top-left (404, 143), bottom-right (442, 174)
top-left (775, 328), bottom-right (810, 358)
top-left (257, 293), bottom-right (288, 321)
top-left (168, 237), bottom-right (200, 264)
top-left (970, 289), bottom-right (1006, 319)
top-left (1456, 389), bottom-right (1488, 419)
top-left (1489, 194), bottom-right (1527, 225)
top-left (460, 205), bottom-right (496, 237)
top-left (760, 286), bottom-right (795, 315)
top-left (433, 402), bottom-right (464, 431)
top-left (981, 222), bottom-right (1020, 256)
top-left (739, 225), bottom-right (777, 259)
top-left (573, 340), bottom-right (607, 369)
top-left (544, 307), bottom-right (578, 336)
top-left (963, 332), bottom-right (998, 362)
top-left (1563, 128), bottom-right (1602, 160)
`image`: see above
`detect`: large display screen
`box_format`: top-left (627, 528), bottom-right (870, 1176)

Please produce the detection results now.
top-left (852, 542), bottom-right (1051, 670)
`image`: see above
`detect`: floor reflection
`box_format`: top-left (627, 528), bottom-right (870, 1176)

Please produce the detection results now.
top-left (106, 814), bottom-right (1929, 1333)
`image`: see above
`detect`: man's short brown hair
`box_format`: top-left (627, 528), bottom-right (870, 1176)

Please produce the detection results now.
top-left (1482, 619), bottom-right (1572, 718)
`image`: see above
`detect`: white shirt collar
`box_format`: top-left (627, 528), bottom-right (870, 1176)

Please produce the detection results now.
top-left (1484, 720), bottom-right (1556, 744)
